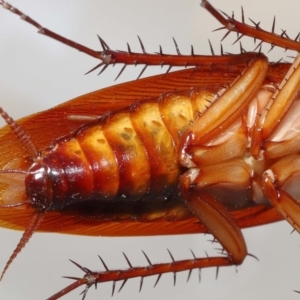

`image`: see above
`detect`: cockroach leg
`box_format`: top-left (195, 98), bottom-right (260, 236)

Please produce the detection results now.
top-left (201, 0), bottom-right (300, 51)
top-left (0, 1), bottom-right (261, 79)
top-left (46, 253), bottom-right (237, 300)
top-left (179, 54), bottom-right (268, 148)
top-left (0, 106), bottom-right (44, 280)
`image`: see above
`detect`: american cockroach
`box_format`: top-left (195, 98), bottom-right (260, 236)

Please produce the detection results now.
top-left (1, 0), bottom-right (300, 299)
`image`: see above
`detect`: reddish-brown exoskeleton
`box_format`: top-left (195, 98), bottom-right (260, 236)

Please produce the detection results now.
top-left (1, 1), bottom-right (300, 300)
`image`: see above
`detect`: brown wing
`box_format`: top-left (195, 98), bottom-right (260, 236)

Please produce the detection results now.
top-left (0, 204), bottom-right (282, 236)
top-left (0, 63), bottom-right (287, 236)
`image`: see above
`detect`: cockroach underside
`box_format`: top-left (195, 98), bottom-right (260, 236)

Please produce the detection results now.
top-left (1, 1), bottom-right (300, 300)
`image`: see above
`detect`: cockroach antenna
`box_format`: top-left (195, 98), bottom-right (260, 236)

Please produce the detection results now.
top-left (0, 107), bottom-right (39, 158)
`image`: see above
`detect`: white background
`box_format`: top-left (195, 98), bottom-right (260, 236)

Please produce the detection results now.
top-left (0, 0), bottom-right (300, 299)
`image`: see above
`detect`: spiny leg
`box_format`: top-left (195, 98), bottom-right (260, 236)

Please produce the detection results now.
top-left (46, 252), bottom-right (237, 300)
top-left (0, 0), bottom-right (261, 80)
top-left (2, 0), bottom-right (300, 81)
top-left (201, 0), bottom-right (300, 51)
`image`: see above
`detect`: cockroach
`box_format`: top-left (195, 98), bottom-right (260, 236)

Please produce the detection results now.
top-left (1, 0), bottom-right (300, 299)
